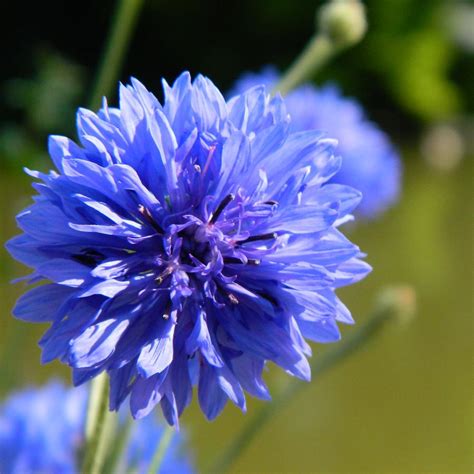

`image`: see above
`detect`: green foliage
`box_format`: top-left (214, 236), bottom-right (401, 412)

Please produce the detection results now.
top-left (5, 51), bottom-right (83, 133)
top-left (364, 1), bottom-right (461, 121)
top-left (391, 31), bottom-right (460, 120)
top-left (1, 51), bottom-right (84, 171)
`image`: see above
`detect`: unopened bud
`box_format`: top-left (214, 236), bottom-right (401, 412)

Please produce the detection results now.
top-left (318, 0), bottom-right (367, 48)
top-left (376, 285), bottom-right (417, 325)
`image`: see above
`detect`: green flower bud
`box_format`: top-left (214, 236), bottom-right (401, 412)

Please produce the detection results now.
top-left (318, 0), bottom-right (367, 48)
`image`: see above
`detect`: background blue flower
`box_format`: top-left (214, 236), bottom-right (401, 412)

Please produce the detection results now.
top-left (0, 381), bottom-right (193, 474)
top-left (7, 73), bottom-right (370, 424)
top-left (231, 67), bottom-right (402, 218)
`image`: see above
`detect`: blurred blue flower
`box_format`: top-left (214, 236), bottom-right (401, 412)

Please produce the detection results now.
top-left (7, 73), bottom-right (370, 423)
top-left (231, 67), bottom-right (402, 218)
top-left (0, 382), bottom-right (85, 474)
top-left (0, 381), bottom-right (193, 474)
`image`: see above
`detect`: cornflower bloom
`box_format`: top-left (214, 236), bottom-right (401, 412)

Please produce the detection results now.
top-left (7, 73), bottom-right (370, 423)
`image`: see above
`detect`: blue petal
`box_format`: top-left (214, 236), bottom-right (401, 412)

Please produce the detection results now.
top-left (130, 372), bottom-right (167, 419)
top-left (198, 363), bottom-right (228, 421)
top-left (129, 77), bottom-right (161, 113)
top-left (311, 183), bottom-right (362, 217)
top-left (111, 302), bottom-right (163, 367)
top-left (271, 230), bottom-right (359, 266)
top-left (231, 354), bottom-right (271, 400)
top-left (241, 262), bottom-right (334, 290)
top-left (212, 131), bottom-right (251, 203)
top-left (137, 320), bottom-right (176, 377)
top-left (72, 366), bottom-right (103, 386)
top-left (333, 258), bottom-right (372, 287)
top-left (16, 203), bottom-right (76, 243)
top-left (262, 204), bottom-right (339, 234)
top-left (77, 279), bottom-right (129, 298)
top-left (5, 234), bottom-right (48, 267)
top-left (185, 309), bottom-right (224, 367)
top-left (215, 365), bottom-right (246, 411)
top-left (108, 361), bottom-right (136, 410)
top-left (297, 317), bottom-right (341, 343)
top-left (62, 158), bottom-right (118, 194)
top-left (221, 308), bottom-right (310, 381)
top-left (37, 259), bottom-right (90, 287)
top-left (160, 389), bottom-right (179, 427)
top-left (260, 131), bottom-right (331, 188)
top-left (48, 135), bottom-right (86, 172)
top-left (250, 121), bottom-right (289, 159)
top-left (69, 318), bottom-right (130, 368)
top-left (13, 284), bottom-right (75, 322)
top-left (40, 300), bottom-right (101, 363)
top-left (72, 194), bottom-right (125, 224)
top-left (76, 108), bottom-right (128, 159)
top-left (190, 75), bottom-right (227, 132)
top-left (162, 71), bottom-right (192, 128)
top-left (172, 367), bottom-right (193, 417)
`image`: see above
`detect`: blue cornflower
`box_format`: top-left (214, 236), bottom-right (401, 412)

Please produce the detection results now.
top-left (0, 381), bottom-right (193, 474)
top-left (7, 73), bottom-right (370, 423)
top-left (231, 67), bottom-right (402, 218)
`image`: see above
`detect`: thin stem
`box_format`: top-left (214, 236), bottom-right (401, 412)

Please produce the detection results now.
top-left (85, 373), bottom-right (108, 442)
top-left (89, 0), bottom-right (145, 109)
top-left (273, 34), bottom-right (334, 96)
top-left (208, 287), bottom-right (415, 474)
top-left (103, 416), bottom-right (135, 474)
top-left (82, 372), bottom-right (118, 474)
top-left (147, 425), bottom-right (175, 474)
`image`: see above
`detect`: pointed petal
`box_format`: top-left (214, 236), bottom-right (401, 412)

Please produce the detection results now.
top-left (69, 318), bottom-right (130, 368)
top-left (185, 309), bottom-right (224, 367)
top-left (13, 284), bottom-right (74, 322)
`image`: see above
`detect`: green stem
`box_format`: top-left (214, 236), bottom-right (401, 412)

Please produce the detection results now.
top-left (82, 372), bottom-right (118, 474)
top-left (89, 0), bottom-right (145, 109)
top-left (208, 287), bottom-right (415, 474)
top-left (85, 373), bottom-right (108, 442)
top-left (103, 416), bottom-right (134, 474)
top-left (147, 425), bottom-right (175, 474)
top-left (273, 34), bottom-right (334, 96)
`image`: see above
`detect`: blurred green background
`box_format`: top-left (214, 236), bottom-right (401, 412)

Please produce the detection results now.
top-left (0, 0), bottom-right (472, 472)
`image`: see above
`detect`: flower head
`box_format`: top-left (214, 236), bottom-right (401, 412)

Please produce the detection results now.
top-left (7, 73), bottom-right (370, 423)
top-left (231, 68), bottom-right (402, 218)
top-left (0, 381), bottom-right (193, 473)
